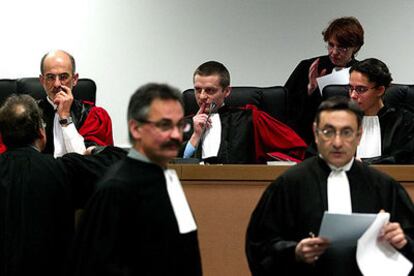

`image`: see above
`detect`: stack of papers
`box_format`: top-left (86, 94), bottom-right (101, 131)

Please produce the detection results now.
top-left (318, 212), bottom-right (413, 275)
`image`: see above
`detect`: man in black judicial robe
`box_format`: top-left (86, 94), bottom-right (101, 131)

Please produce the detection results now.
top-left (38, 50), bottom-right (113, 157)
top-left (181, 61), bottom-right (307, 164)
top-left (0, 95), bottom-right (126, 276)
top-left (67, 83), bottom-right (202, 276)
top-left (246, 97), bottom-right (414, 276)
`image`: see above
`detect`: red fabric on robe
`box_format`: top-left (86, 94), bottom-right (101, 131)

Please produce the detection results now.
top-left (0, 135), bottom-right (6, 154)
top-left (245, 104), bottom-right (307, 163)
top-left (79, 106), bottom-right (114, 146)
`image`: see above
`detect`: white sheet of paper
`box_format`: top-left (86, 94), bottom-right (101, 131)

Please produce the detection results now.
top-left (316, 67), bottom-right (350, 96)
top-left (356, 212), bottom-right (413, 276)
top-left (318, 212), bottom-right (376, 244)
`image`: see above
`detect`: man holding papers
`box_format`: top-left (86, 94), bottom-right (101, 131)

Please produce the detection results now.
top-left (246, 97), bottom-right (414, 275)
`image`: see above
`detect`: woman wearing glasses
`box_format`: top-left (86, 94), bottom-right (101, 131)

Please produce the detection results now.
top-left (349, 58), bottom-right (414, 164)
top-left (285, 17), bottom-right (364, 145)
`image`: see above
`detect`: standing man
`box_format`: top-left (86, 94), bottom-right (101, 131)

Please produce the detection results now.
top-left (39, 50), bottom-right (113, 157)
top-left (0, 94), bottom-right (125, 276)
top-left (182, 61), bottom-right (307, 164)
top-left (246, 97), bottom-right (414, 275)
top-left (67, 83), bottom-right (202, 276)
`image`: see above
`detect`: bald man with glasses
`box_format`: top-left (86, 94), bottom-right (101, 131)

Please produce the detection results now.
top-left (38, 49), bottom-right (113, 157)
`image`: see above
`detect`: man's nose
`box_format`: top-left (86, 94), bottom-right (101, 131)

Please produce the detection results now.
top-left (332, 133), bottom-right (343, 148)
top-left (53, 77), bottom-right (62, 87)
top-left (170, 125), bottom-right (182, 141)
top-left (199, 90), bottom-right (208, 100)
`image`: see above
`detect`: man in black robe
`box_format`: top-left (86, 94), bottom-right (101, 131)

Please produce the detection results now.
top-left (246, 97), bottom-right (414, 275)
top-left (181, 61), bottom-right (307, 164)
top-left (38, 50), bottom-right (113, 157)
top-left (67, 83), bottom-right (202, 276)
top-left (0, 94), bottom-right (125, 276)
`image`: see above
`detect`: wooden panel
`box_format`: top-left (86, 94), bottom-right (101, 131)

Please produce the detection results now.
top-left (171, 164), bottom-right (414, 276)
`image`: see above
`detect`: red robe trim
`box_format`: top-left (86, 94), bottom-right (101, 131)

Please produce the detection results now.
top-left (79, 106), bottom-right (114, 146)
top-left (0, 135), bottom-right (6, 154)
top-left (245, 104), bottom-right (307, 163)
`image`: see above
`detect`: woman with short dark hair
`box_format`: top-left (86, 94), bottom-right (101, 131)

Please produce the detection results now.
top-left (285, 16), bottom-right (364, 144)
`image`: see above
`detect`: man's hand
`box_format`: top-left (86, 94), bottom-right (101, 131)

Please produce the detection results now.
top-left (54, 85), bottom-right (74, 119)
top-left (189, 103), bottom-right (211, 147)
top-left (295, 236), bottom-right (330, 264)
top-left (84, 146), bottom-right (96, 155)
top-left (379, 222), bottom-right (407, 249)
top-left (307, 58), bottom-right (327, 96)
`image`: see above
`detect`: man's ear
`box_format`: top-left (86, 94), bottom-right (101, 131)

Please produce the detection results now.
top-left (128, 119), bottom-right (142, 141)
top-left (356, 126), bottom-right (363, 146)
top-left (313, 122), bottom-right (319, 145)
top-left (39, 74), bottom-right (45, 86)
top-left (37, 127), bottom-right (47, 151)
top-left (72, 73), bottom-right (79, 87)
top-left (224, 86), bottom-right (232, 98)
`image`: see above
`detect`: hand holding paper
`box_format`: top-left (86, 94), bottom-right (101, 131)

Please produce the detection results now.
top-left (357, 212), bottom-right (413, 276)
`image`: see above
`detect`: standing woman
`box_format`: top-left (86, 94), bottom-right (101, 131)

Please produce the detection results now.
top-left (285, 17), bottom-right (364, 144)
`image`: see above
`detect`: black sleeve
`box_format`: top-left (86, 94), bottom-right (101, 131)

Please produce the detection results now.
top-left (246, 177), bottom-right (309, 275)
top-left (65, 185), bottom-right (132, 276)
top-left (59, 146), bottom-right (127, 208)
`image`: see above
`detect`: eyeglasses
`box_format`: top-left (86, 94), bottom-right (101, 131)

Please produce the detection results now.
top-left (138, 118), bottom-right (191, 133)
top-left (326, 43), bottom-right (350, 55)
top-left (346, 85), bottom-right (378, 95)
top-left (316, 127), bottom-right (357, 141)
top-left (43, 73), bottom-right (71, 83)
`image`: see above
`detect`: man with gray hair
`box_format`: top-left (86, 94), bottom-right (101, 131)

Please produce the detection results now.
top-left (67, 83), bottom-right (202, 276)
top-left (0, 94), bottom-right (125, 276)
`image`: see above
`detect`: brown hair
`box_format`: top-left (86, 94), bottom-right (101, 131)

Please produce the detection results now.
top-left (323, 17), bottom-right (364, 54)
top-left (193, 61), bottom-right (230, 89)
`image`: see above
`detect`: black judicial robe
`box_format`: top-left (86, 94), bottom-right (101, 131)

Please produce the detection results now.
top-left (66, 158), bottom-right (202, 276)
top-left (285, 55), bottom-right (358, 144)
top-left (362, 105), bottom-right (414, 164)
top-left (37, 98), bottom-right (114, 154)
top-left (246, 157), bottom-right (414, 276)
top-left (0, 146), bottom-right (126, 276)
top-left (181, 105), bottom-right (306, 164)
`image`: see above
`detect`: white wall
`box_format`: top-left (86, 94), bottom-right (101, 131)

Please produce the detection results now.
top-left (1, 0), bottom-right (413, 147)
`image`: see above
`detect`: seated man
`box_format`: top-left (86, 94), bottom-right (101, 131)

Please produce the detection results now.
top-left (246, 96), bottom-right (414, 275)
top-left (349, 58), bottom-right (414, 164)
top-left (0, 94), bottom-right (125, 276)
top-left (181, 61), bottom-right (307, 164)
top-left (38, 50), bottom-right (113, 157)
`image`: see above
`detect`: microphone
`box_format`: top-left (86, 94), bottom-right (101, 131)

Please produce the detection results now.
top-left (206, 102), bottom-right (216, 120)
